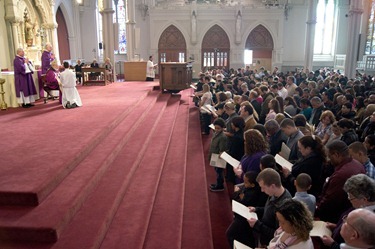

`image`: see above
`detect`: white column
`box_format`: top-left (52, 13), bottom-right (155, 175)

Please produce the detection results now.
top-left (344, 0), bottom-right (364, 78)
top-left (126, 0), bottom-right (136, 61)
top-left (11, 21), bottom-right (20, 50)
top-left (101, 0), bottom-right (116, 80)
top-left (304, 0), bottom-right (318, 72)
top-left (72, 0), bottom-right (83, 59)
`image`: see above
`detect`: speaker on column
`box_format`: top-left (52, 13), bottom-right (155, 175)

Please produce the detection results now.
top-left (99, 42), bottom-right (103, 50)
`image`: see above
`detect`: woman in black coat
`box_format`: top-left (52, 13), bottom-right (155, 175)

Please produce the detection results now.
top-left (282, 135), bottom-right (327, 197)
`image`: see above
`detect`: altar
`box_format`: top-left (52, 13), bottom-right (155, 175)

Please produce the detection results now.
top-left (0, 71), bottom-right (40, 108)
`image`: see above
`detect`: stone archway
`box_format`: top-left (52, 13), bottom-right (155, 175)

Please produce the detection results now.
top-left (158, 25), bottom-right (187, 64)
top-left (201, 24), bottom-right (230, 71)
top-left (245, 25), bottom-right (274, 71)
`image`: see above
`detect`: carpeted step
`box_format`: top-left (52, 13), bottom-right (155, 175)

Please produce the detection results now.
top-left (0, 90), bottom-right (165, 243)
top-left (99, 91), bottom-right (189, 249)
top-left (180, 98), bottom-right (214, 249)
top-left (49, 93), bottom-right (181, 249)
top-left (0, 83), bottom-right (154, 206)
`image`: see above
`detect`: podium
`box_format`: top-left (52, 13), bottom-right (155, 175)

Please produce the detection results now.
top-left (124, 61), bottom-right (147, 81)
top-left (159, 62), bottom-right (192, 92)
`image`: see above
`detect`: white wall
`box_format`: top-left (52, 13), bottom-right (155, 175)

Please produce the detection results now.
top-left (0, 0), bottom-right (12, 70)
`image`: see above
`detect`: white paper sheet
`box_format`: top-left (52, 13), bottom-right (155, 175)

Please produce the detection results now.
top-left (275, 154), bottom-right (293, 171)
top-left (234, 240), bottom-right (252, 249)
top-left (310, 221), bottom-right (332, 238)
top-left (232, 200), bottom-right (258, 220)
top-left (220, 152), bottom-right (240, 168)
top-left (210, 153), bottom-right (227, 168)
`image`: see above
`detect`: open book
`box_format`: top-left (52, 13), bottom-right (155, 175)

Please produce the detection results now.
top-left (275, 154), bottom-right (293, 171)
top-left (279, 142), bottom-right (291, 160)
top-left (210, 153), bottom-right (227, 168)
top-left (220, 152), bottom-right (240, 168)
top-left (232, 200), bottom-right (258, 220)
top-left (310, 221), bottom-right (332, 238)
top-left (234, 240), bottom-right (252, 249)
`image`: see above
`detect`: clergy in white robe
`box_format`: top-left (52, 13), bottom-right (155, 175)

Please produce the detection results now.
top-left (60, 62), bottom-right (82, 109)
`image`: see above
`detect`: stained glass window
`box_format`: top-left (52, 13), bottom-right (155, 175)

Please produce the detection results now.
top-left (97, 0), bottom-right (127, 56)
top-left (114, 0), bottom-right (127, 54)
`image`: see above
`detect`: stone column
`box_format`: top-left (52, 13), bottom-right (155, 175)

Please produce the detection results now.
top-left (72, 0), bottom-right (83, 59)
top-left (304, 0), bottom-right (318, 72)
top-left (11, 21), bottom-right (21, 50)
top-left (126, 0), bottom-right (136, 61)
top-left (344, 0), bottom-right (364, 79)
top-left (101, 0), bottom-right (116, 80)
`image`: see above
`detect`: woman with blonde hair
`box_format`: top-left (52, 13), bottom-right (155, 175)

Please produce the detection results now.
top-left (315, 110), bottom-right (336, 144)
top-left (199, 83), bottom-right (213, 135)
top-left (233, 129), bottom-right (268, 183)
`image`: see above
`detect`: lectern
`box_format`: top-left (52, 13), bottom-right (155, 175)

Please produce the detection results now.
top-left (159, 62), bottom-right (192, 92)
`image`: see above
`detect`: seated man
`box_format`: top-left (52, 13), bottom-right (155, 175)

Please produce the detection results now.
top-left (44, 59), bottom-right (61, 103)
top-left (90, 59), bottom-right (100, 80)
top-left (59, 62), bottom-right (82, 109)
top-left (74, 59), bottom-right (84, 84)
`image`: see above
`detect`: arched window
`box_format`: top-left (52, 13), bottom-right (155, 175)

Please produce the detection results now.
top-left (96, 0), bottom-right (127, 58)
top-left (366, 1), bottom-right (375, 54)
top-left (314, 0), bottom-right (337, 56)
top-left (114, 0), bottom-right (127, 54)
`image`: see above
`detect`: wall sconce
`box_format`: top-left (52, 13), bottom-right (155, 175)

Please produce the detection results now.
top-left (76, 0), bottom-right (83, 6)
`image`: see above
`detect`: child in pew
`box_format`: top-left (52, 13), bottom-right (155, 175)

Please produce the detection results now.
top-left (226, 171), bottom-right (268, 249)
top-left (209, 118), bottom-right (228, 192)
top-left (293, 173), bottom-right (316, 216)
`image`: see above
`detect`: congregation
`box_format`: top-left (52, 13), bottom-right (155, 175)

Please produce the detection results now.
top-left (194, 66), bottom-right (375, 249)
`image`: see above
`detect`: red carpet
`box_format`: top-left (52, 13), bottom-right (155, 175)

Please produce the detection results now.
top-left (0, 82), bottom-right (233, 249)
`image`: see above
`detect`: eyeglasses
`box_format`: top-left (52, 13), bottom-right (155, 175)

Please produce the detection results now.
top-left (347, 194), bottom-right (357, 201)
top-left (342, 215), bottom-right (357, 232)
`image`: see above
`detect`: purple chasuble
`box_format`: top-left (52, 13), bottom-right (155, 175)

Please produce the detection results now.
top-left (13, 56), bottom-right (37, 98)
top-left (41, 50), bottom-right (53, 74)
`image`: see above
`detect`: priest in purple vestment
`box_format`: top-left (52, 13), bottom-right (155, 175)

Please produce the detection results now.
top-left (13, 48), bottom-right (37, 108)
top-left (41, 43), bottom-right (54, 74)
top-left (43, 59), bottom-right (61, 104)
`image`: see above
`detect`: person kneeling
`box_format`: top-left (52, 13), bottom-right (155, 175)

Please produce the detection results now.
top-left (60, 61), bottom-right (82, 109)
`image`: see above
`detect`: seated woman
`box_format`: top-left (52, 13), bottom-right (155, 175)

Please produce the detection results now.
top-left (268, 199), bottom-right (314, 249)
top-left (103, 57), bottom-right (113, 82)
top-left (44, 59), bottom-right (61, 103)
top-left (315, 110), bottom-right (336, 145)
